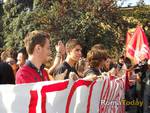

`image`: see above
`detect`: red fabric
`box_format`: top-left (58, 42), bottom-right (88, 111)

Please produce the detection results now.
top-left (65, 80), bottom-right (92, 113)
top-left (16, 65), bottom-right (49, 84)
top-left (109, 75), bottom-right (116, 80)
top-left (125, 31), bottom-right (132, 49)
top-left (126, 26), bottom-right (150, 64)
top-left (87, 81), bottom-right (96, 113)
top-left (125, 71), bottom-right (130, 91)
top-left (41, 81), bottom-right (69, 113)
top-left (29, 90), bottom-right (38, 113)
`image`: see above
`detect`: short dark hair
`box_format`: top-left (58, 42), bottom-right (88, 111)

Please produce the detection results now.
top-left (24, 30), bottom-right (50, 55)
top-left (124, 57), bottom-right (132, 69)
top-left (18, 47), bottom-right (28, 60)
top-left (65, 39), bottom-right (81, 52)
top-left (87, 49), bottom-right (108, 68)
top-left (119, 55), bottom-right (125, 60)
top-left (91, 44), bottom-right (105, 50)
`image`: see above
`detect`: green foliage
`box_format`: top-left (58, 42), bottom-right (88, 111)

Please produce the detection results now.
top-left (0, 3), bottom-right (4, 48)
top-left (120, 5), bottom-right (150, 42)
top-left (2, 0), bottom-right (149, 58)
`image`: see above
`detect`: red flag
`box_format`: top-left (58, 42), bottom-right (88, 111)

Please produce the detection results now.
top-left (125, 31), bottom-right (133, 57)
top-left (125, 31), bottom-right (132, 47)
top-left (126, 26), bottom-right (150, 64)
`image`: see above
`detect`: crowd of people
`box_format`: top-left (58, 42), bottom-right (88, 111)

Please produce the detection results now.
top-left (0, 30), bottom-right (149, 113)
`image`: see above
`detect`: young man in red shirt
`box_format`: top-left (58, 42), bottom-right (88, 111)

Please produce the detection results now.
top-left (16, 30), bottom-right (51, 84)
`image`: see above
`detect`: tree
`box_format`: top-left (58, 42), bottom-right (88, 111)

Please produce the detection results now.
top-left (0, 2), bottom-right (4, 48)
top-left (120, 5), bottom-right (150, 42)
top-left (3, 0), bottom-right (143, 58)
top-left (2, 0), bottom-right (33, 49)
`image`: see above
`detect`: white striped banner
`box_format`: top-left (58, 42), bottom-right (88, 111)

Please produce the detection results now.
top-left (0, 75), bottom-right (125, 113)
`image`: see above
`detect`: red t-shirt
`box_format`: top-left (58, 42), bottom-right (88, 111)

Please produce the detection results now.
top-left (16, 64), bottom-right (49, 84)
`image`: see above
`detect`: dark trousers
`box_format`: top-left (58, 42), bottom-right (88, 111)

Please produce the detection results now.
top-left (143, 85), bottom-right (150, 113)
top-left (125, 85), bottom-right (137, 113)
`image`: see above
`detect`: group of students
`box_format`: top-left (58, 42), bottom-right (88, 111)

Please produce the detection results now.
top-left (0, 30), bottom-right (150, 113)
top-left (0, 30), bottom-right (111, 84)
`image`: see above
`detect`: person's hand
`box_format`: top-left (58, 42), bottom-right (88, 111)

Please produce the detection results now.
top-left (136, 74), bottom-right (141, 82)
top-left (54, 70), bottom-right (68, 80)
top-left (69, 72), bottom-right (79, 81)
top-left (97, 75), bottom-right (104, 79)
top-left (83, 74), bottom-right (97, 81)
top-left (55, 40), bottom-right (65, 55)
top-left (108, 68), bottom-right (119, 78)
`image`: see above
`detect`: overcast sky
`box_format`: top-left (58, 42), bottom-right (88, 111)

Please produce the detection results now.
top-left (118, 0), bottom-right (150, 7)
top-left (1, 0), bottom-right (150, 6)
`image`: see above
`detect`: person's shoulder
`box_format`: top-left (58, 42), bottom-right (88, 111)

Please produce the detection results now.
top-left (16, 65), bottom-right (34, 84)
top-left (57, 62), bottom-right (68, 69)
top-left (16, 65), bottom-right (31, 76)
top-left (53, 62), bottom-right (67, 75)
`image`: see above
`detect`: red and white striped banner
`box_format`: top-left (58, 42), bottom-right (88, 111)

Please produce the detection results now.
top-left (0, 76), bottom-right (125, 113)
top-left (126, 26), bottom-right (150, 64)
